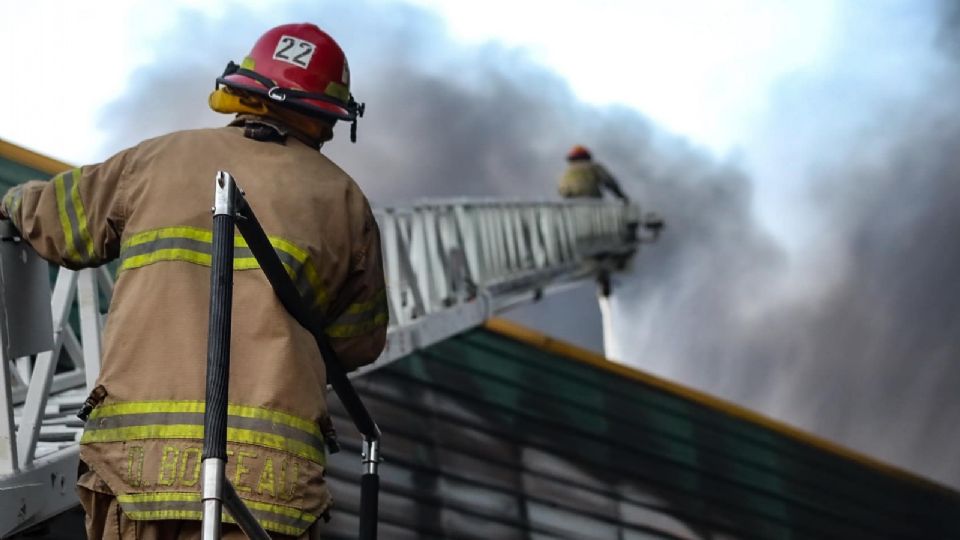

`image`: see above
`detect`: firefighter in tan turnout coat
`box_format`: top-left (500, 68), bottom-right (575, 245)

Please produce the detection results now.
top-left (558, 145), bottom-right (629, 202)
top-left (0, 23), bottom-right (387, 539)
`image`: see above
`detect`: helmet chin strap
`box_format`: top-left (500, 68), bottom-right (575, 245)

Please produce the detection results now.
top-left (217, 61), bottom-right (365, 136)
top-left (350, 101), bottom-right (366, 143)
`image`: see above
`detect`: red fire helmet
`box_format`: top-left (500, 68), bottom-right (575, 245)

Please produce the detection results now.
top-left (566, 145), bottom-right (592, 161)
top-left (217, 23), bottom-right (364, 127)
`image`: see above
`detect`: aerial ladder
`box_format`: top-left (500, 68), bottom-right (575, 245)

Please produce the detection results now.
top-left (0, 185), bottom-right (654, 536)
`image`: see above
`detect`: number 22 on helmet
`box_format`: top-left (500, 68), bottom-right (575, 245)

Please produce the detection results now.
top-left (217, 23), bottom-right (366, 141)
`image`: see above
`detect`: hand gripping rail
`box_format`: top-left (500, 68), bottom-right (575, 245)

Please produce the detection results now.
top-left (201, 171), bottom-right (380, 540)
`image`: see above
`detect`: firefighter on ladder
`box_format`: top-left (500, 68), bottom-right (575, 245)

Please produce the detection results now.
top-left (0, 23), bottom-right (387, 539)
top-left (558, 145), bottom-right (629, 202)
top-left (558, 145), bottom-right (631, 297)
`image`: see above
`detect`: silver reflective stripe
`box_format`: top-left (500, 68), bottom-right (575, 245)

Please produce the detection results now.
top-left (54, 169), bottom-right (94, 264)
top-left (117, 228), bottom-right (325, 309)
top-left (330, 299), bottom-right (388, 327)
top-left (119, 239), bottom-right (301, 271)
top-left (118, 495), bottom-right (316, 535)
top-left (120, 237), bottom-right (213, 261)
top-left (327, 290), bottom-right (389, 338)
top-left (85, 411), bottom-right (325, 451)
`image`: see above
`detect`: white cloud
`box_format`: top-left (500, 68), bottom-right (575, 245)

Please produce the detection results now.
top-left (0, 0), bottom-right (266, 164)
top-left (403, 0), bottom-right (837, 155)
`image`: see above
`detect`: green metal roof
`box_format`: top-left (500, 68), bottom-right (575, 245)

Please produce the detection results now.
top-left (321, 321), bottom-right (960, 539)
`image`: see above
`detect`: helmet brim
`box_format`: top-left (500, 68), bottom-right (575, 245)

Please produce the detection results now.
top-left (219, 73), bottom-right (354, 122)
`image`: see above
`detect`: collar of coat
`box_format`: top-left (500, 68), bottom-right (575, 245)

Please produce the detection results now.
top-left (229, 114), bottom-right (330, 150)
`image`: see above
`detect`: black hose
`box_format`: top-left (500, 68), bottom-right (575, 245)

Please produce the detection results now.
top-left (202, 213), bottom-right (235, 460)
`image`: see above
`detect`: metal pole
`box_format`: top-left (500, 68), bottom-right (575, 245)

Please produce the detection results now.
top-left (359, 437), bottom-right (381, 540)
top-left (201, 171), bottom-right (237, 540)
top-left (201, 458), bottom-right (225, 540)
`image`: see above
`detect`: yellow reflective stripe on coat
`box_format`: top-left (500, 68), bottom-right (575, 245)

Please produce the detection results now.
top-left (81, 400), bottom-right (325, 464)
top-left (343, 288), bottom-right (387, 315)
top-left (88, 400), bottom-right (322, 437)
top-left (118, 226), bottom-right (328, 308)
top-left (116, 492), bottom-right (315, 536)
top-left (326, 289), bottom-right (389, 338)
top-left (53, 168), bottom-right (95, 264)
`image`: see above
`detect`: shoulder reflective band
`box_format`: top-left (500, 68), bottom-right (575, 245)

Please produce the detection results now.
top-left (53, 168), bottom-right (95, 264)
top-left (81, 400), bottom-right (325, 464)
top-left (116, 492), bottom-right (316, 536)
top-left (118, 226), bottom-right (328, 309)
top-left (326, 288), bottom-right (389, 338)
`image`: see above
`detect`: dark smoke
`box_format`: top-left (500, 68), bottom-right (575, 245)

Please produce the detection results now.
top-left (784, 1), bottom-right (960, 484)
top-left (608, 0), bottom-right (960, 487)
top-left (96, 1), bottom-right (960, 488)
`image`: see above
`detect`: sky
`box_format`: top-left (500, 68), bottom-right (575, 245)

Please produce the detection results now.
top-left (2, 0), bottom-right (837, 243)
top-left (2, 1), bottom-right (834, 158)
top-left (406, 0), bottom-right (836, 152)
top-left (3, 0), bottom-right (960, 490)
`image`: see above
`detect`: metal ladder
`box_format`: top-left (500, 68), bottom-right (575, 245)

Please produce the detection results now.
top-left (0, 197), bottom-right (641, 537)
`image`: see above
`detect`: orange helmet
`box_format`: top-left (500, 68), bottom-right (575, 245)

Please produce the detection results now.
top-left (566, 145), bottom-right (592, 161)
top-left (217, 23), bottom-right (365, 140)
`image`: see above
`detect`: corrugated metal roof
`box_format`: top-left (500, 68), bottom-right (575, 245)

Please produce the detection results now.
top-left (319, 320), bottom-right (960, 539)
top-left (484, 318), bottom-right (955, 498)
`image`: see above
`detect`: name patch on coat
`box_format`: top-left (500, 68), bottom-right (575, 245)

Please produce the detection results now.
top-left (125, 443), bottom-right (305, 502)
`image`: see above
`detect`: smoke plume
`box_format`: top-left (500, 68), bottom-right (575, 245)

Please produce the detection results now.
top-left (607, 0), bottom-right (960, 486)
top-left (96, 1), bottom-right (960, 487)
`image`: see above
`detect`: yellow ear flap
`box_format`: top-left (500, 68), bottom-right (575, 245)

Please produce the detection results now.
top-left (208, 88), bottom-right (269, 116)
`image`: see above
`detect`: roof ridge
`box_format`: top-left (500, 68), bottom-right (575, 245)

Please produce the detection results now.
top-left (0, 139), bottom-right (73, 176)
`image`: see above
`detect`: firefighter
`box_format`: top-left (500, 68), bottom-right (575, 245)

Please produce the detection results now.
top-left (0, 23), bottom-right (387, 539)
top-left (558, 145), bottom-right (629, 202)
